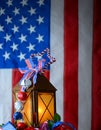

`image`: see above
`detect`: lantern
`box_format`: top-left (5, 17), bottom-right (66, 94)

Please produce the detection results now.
top-left (13, 73), bottom-right (57, 127)
top-left (33, 74), bottom-right (57, 126)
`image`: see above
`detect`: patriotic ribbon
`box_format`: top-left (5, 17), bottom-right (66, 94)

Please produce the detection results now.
top-left (19, 58), bottom-right (45, 85)
top-left (19, 48), bottom-right (56, 85)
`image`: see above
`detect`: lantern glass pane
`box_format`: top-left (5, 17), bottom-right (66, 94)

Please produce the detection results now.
top-left (23, 93), bottom-right (33, 125)
top-left (38, 93), bottom-right (54, 124)
top-left (38, 97), bottom-right (46, 119)
top-left (48, 98), bottom-right (54, 117)
top-left (40, 110), bottom-right (53, 123)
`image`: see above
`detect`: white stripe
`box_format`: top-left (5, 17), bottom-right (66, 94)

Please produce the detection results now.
top-left (78, 0), bottom-right (93, 129)
top-left (0, 69), bottom-right (12, 124)
top-left (50, 0), bottom-right (64, 120)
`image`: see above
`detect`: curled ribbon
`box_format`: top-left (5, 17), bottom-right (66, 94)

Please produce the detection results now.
top-left (40, 121), bottom-right (48, 130)
top-left (19, 48), bottom-right (56, 85)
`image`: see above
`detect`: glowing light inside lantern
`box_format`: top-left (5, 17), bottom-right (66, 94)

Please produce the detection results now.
top-left (38, 107), bottom-right (43, 115)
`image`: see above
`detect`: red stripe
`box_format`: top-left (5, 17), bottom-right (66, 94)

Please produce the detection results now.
top-left (43, 70), bottom-right (50, 79)
top-left (64, 0), bottom-right (78, 129)
top-left (92, 0), bottom-right (101, 129)
top-left (12, 69), bottom-right (23, 87)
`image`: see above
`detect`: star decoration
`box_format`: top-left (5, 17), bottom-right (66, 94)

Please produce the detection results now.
top-left (18, 52), bottom-right (26, 61)
top-left (28, 25), bottom-right (36, 34)
top-left (0, 25), bottom-right (4, 32)
top-left (19, 16), bottom-right (27, 24)
top-left (4, 33), bottom-right (11, 42)
top-left (3, 51), bottom-right (10, 60)
top-left (28, 7), bottom-right (36, 15)
top-left (10, 43), bottom-right (18, 51)
top-left (0, 8), bottom-right (5, 16)
top-left (19, 34), bottom-right (27, 43)
top-left (30, 48), bottom-right (56, 69)
top-left (37, 0), bottom-right (45, 7)
top-left (12, 25), bottom-right (19, 33)
top-left (26, 43), bottom-right (35, 52)
top-left (36, 15), bottom-right (44, 24)
top-left (36, 34), bottom-right (44, 43)
top-left (13, 7), bottom-right (20, 15)
top-left (5, 16), bottom-right (12, 24)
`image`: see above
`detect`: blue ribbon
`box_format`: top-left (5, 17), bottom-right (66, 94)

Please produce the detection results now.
top-left (19, 58), bottom-right (45, 85)
top-left (19, 48), bottom-right (56, 85)
top-left (52, 121), bottom-right (76, 130)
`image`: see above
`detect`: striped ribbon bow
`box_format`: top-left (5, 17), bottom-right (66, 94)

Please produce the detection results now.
top-left (19, 48), bottom-right (56, 85)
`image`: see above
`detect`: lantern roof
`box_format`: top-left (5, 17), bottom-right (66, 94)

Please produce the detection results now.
top-left (34, 73), bottom-right (57, 92)
top-left (13, 73), bottom-right (57, 93)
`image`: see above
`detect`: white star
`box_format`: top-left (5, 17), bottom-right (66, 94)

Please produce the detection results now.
top-left (12, 25), bottom-right (19, 33)
top-left (18, 52), bottom-right (26, 61)
top-left (26, 43), bottom-right (35, 52)
top-left (28, 25), bottom-right (36, 34)
top-left (6, 0), bottom-right (13, 7)
top-left (36, 15), bottom-right (44, 24)
top-left (28, 7), bottom-right (36, 15)
top-left (3, 51), bottom-right (10, 60)
top-left (0, 25), bottom-right (4, 32)
top-left (19, 34), bottom-right (27, 43)
top-left (4, 34), bottom-right (11, 42)
top-left (36, 34), bottom-right (44, 43)
top-left (20, 0), bottom-right (28, 7)
top-left (0, 43), bottom-right (3, 49)
top-left (10, 43), bottom-right (18, 51)
top-left (13, 7), bottom-right (20, 15)
top-left (37, 0), bottom-right (44, 7)
top-left (0, 8), bottom-right (5, 16)
top-left (19, 16), bottom-right (27, 24)
top-left (5, 16), bottom-right (12, 24)
top-left (36, 55), bottom-right (42, 60)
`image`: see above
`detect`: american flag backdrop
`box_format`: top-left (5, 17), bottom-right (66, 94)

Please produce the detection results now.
top-left (0, 0), bottom-right (101, 130)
